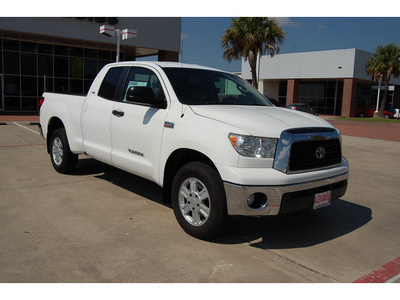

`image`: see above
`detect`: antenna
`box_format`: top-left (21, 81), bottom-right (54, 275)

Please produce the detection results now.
top-left (180, 33), bottom-right (184, 65)
top-left (180, 33), bottom-right (185, 117)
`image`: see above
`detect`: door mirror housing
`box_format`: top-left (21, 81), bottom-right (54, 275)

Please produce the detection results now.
top-left (125, 86), bottom-right (166, 109)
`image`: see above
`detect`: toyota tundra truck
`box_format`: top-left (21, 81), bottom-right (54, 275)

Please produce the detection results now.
top-left (39, 61), bottom-right (349, 240)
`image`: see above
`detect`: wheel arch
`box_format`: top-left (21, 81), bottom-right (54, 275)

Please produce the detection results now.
top-left (46, 117), bottom-right (65, 154)
top-left (162, 148), bottom-right (219, 203)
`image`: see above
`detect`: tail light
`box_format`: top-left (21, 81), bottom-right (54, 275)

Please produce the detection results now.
top-left (39, 97), bottom-right (45, 109)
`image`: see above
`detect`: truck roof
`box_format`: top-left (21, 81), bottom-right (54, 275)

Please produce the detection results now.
top-left (105, 61), bottom-right (224, 73)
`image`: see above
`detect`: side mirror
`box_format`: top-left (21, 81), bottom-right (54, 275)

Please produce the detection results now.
top-left (125, 86), bottom-right (166, 109)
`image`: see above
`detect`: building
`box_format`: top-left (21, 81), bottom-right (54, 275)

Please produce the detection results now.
top-left (241, 48), bottom-right (400, 117)
top-left (0, 17), bottom-right (181, 114)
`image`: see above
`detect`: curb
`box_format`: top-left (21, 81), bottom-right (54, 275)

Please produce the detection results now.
top-left (354, 256), bottom-right (400, 283)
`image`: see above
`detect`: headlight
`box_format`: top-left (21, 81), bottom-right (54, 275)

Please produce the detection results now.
top-left (229, 133), bottom-right (278, 158)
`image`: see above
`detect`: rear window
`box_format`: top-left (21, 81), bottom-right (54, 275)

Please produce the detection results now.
top-left (98, 67), bottom-right (124, 100)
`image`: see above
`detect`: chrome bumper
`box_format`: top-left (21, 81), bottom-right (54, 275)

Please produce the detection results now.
top-left (224, 172), bottom-right (349, 216)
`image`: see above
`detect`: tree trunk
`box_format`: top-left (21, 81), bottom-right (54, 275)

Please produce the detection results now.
top-left (378, 79), bottom-right (390, 118)
top-left (249, 51), bottom-right (258, 89)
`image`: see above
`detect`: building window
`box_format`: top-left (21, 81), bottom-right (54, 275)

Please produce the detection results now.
top-left (298, 80), bottom-right (343, 116)
top-left (278, 81), bottom-right (287, 106)
top-left (0, 38), bottom-right (117, 112)
top-left (4, 51), bottom-right (20, 74)
top-left (21, 54), bottom-right (37, 76)
top-left (356, 83), bottom-right (372, 108)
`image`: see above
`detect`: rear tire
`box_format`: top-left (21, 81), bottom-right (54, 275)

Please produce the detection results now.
top-left (50, 128), bottom-right (78, 174)
top-left (171, 162), bottom-right (227, 240)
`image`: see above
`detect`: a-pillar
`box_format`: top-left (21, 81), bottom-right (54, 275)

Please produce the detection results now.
top-left (286, 79), bottom-right (299, 105)
top-left (342, 79), bottom-right (357, 117)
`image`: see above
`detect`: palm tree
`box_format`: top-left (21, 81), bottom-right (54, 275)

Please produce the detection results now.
top-left (366, 43), bottom-right (400, 118)
top-left (221, 17), bottom-right (285, 89)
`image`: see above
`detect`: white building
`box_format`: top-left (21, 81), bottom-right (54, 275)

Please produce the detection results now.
top-left (241, 49), bottom-right (400, 117)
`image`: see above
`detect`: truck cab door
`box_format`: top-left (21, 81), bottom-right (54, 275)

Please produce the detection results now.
top-left (81, 67), bottom-right (127, 164)
top-left (110, 66), bottom-right (168, 183)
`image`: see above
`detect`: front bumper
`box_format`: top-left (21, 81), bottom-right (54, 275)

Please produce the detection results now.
top-left (224, 172), bottom-right (348, 216)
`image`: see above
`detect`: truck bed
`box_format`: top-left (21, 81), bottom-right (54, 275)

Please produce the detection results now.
top-left (40, 92), bottom-right (86, 153)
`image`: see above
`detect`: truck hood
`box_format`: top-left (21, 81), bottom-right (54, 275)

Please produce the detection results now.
top-left (190, 105), bottom-right (333, 137)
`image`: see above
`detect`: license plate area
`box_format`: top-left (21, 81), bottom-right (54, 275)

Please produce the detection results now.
top-left (313, 190), bottom-right (331, 209)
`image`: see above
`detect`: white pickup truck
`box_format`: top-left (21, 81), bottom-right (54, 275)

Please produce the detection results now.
top-left (39, 61), bottom-right (349, 240)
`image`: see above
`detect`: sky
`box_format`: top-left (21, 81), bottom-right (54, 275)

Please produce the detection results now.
top-left (6, 0), bottom-right (400, 74)
top-left (179, 17), bottom-right (400, 73)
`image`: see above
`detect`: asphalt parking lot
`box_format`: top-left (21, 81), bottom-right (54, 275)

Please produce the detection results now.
top-left (0, 120), bottom-right (399, 284)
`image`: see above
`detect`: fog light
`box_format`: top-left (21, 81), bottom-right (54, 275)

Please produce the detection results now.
top-left (247, 193), bottom-right (268, 209)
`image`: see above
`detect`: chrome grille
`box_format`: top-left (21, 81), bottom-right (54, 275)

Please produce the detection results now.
top-left (273, 127), bottom-right (342, 174)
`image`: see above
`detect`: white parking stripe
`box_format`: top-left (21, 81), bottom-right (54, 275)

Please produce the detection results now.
top-left (386, 272), bottom-right (400, 283)
top-left (12, 122), bottom-right (41, 136)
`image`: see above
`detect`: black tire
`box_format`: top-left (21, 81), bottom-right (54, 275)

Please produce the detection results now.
top-left (50, 128), bottom-right (78, 174)
top-left (359, 112), bottom-right (365, 118)
top-left (384, 114), bottom-right (390, 119)
top-left (171, 162), bottom-right (227, 240)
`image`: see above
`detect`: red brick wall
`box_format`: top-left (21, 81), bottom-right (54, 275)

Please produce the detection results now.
top-left (286, 79), bottom-right (299, 105)
top-left (342, 79), bottom-right (357, 117)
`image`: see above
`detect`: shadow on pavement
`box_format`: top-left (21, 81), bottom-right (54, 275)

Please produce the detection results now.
top-left (216, 199), bottom-right (372, 249)
top-left (71, 156), bottom-right (165, 206)
top-left (71, 157), bottom-right (371, 249)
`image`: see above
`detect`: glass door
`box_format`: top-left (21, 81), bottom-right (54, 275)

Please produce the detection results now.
top-left (0, 75), bottom-right (3, 111)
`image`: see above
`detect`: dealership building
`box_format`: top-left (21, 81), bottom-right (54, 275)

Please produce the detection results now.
top-left (0, 17), bottom-right (181, 113)
top-left (241, 48), bottom-right (400, 117)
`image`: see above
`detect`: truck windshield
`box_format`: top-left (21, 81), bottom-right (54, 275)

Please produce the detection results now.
top-left (162, 68), bottom-right (273, 106)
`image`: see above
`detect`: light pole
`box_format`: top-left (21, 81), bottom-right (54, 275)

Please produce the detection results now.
top-left (375, 74), bottom-right (382, 113)
top-left (100, 25), bottom-right (137, 62)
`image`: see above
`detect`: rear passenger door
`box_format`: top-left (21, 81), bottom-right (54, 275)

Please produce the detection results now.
top-left (81, 66), bottom-right (127, 164)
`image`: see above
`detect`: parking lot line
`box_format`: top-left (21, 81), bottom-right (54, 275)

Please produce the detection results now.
top-left (0, 144), bottom-right (46, 148)
top-left (353, 256), bottom-right (400, 283)
top-left (12, 122), bottom-right (41, 135)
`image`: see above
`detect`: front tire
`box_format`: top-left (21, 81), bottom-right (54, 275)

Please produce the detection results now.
top-left (50, 128), bottom-right (78, 174)
top-left (171, 162), bottom-right (227, 240)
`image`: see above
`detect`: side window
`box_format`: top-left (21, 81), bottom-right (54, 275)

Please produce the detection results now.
top-left (123, 67), bottom-right (165, 103)
top-left (98, 67), bottom-right (124, 100)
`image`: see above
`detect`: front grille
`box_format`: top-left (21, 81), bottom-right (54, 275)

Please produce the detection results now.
top-left (273, 127), bottom-right (343, 174)
top-left (289, 139), bottom-right (342, 172)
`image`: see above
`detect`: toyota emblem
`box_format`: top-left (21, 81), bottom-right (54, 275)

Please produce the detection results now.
top-left (316, 146), bottom-right (326, 159)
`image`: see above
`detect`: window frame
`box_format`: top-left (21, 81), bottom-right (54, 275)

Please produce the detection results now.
top-left (120, 66), bottom-right (167, 107)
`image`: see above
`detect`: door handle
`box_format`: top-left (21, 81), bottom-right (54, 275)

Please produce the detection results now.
top-left (112, 110), bottom-right (124, 117)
